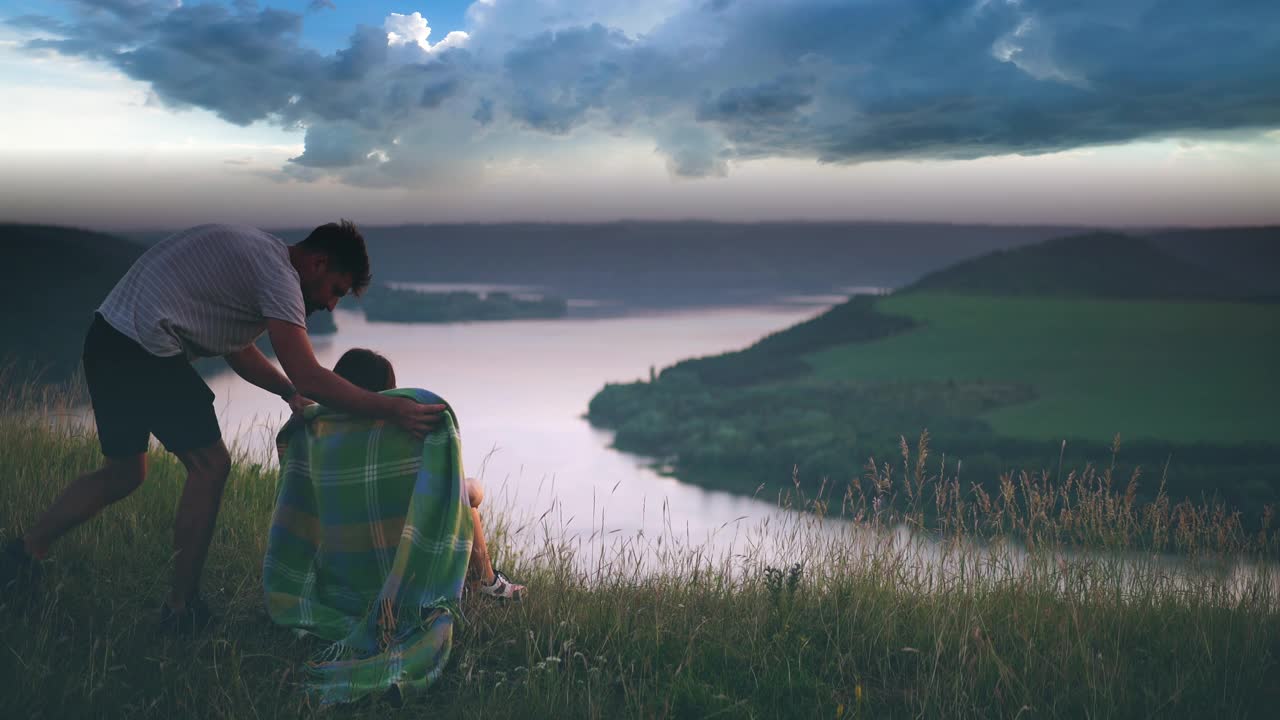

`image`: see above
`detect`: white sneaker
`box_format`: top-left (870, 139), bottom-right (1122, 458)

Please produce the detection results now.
top-left (477, 569), bottom-right (525, 601)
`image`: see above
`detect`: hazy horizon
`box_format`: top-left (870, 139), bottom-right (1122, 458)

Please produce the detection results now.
top-left (7, 216), bottom-right (1278, 236)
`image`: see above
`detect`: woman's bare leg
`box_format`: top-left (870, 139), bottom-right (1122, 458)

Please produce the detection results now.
top-left (466, 479), bottom-right (495, 585)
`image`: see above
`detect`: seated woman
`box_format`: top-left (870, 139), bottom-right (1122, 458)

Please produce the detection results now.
top-left (331, 348), bottom-right (525, 601)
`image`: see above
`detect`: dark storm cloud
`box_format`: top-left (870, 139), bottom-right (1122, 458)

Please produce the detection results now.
top-left (69, 0), bottom-right (159, 22)
top-left (332, 24), bottom-right (387, 82)
top-left (420, 77), bottom-right (461, 108)
top-left (288, 122), bottom-right (377, 167)
top-left (5, 15), bottom-right (72, 34)
top-left (473, 97), bottom-right (495, 126)
top-left (9, 0), bottom-right (1280, 182)
top-left (696, 76), bottom-right (815, 123)
top-left (115, 5), bottom-right (315, 125)
top-left (501, 23), bottom-right (633, 134)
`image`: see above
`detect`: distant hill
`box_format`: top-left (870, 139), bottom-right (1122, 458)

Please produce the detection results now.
top-left (2, 224), bottom-right (146, 384)
top-left (904, 232), bottom-right (1235, 299)
top-left (130, 222), bottom-right (1079, 307)
top-left (1147, 226), bottom-right (1280, 297)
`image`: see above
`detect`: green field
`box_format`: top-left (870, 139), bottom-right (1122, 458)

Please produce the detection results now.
top-left (806, 294), bottom-right (1280, 445)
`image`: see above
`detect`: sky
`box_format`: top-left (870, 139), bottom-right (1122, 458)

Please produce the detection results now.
top-left (0, 0), bottom-right (1277, 230)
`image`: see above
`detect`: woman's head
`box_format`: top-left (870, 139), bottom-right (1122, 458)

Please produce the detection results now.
top-left (333, 348), bottom-right (396, 392)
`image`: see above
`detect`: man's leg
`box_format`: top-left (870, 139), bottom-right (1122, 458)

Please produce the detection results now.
top-left (28, 313), bottom-right (153, 559)
top-left (24, 454), bottom-right (147, 558)
top-left (168, 441), bottom-right (232, 609)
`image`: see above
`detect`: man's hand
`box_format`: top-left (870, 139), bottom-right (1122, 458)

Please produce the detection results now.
top-left (391, 398), bottom-right (448, 440)
top-left (287, 393), bottom-right (316, 416)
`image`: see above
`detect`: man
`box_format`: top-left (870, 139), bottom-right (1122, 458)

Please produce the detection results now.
top-left (1, 221), bottom-right (445, 631)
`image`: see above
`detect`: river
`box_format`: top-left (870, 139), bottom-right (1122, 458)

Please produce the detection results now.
top-left (205, 298), bottom-right (835, 559)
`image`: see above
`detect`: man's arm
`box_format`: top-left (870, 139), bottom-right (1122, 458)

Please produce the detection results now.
top-left (224, 342), bottom-right (294, 398)
top-left (224, 343), bottom-right (313, 414)
top-left (265, 319), bottom-right (444, 438)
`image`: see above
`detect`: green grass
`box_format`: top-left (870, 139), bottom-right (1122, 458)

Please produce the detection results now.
top-left (3, 384), bottom-right (1279, 718)
top-left (805, 294), bottom-right (1280, 444)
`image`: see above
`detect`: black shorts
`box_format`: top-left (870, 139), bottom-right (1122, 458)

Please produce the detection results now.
top-left (82, 313), bottom-right (222, 458)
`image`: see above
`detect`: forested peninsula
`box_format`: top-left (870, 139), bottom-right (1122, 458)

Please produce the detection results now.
top-left (588, 232), bottom-right (1280, 518)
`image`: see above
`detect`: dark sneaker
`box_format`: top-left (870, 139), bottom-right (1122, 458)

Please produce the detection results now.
top-left (476, 569), bottom-right (525, 601)
top-left (1, 538), bottom-right (42, 592)
top-left (159, 595), bottom-right (216, 634)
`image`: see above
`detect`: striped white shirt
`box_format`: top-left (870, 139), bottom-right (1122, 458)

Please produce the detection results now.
top-left (98, 224), bottom-right (308, 359)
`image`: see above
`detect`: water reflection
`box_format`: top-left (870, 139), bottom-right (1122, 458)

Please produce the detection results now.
top-left (489, 476), bottom-right (1278, 605)
top-left (207, 304), bottom-right (830, 549)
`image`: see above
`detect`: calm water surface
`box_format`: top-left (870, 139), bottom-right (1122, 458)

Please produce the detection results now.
top-left (209, 302), bottom-right (830, 555)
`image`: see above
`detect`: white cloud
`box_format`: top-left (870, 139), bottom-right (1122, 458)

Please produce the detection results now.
top-left (385, 12), bottom-right (469, 54)
top-left (385, 12), bottom-right (431, 49)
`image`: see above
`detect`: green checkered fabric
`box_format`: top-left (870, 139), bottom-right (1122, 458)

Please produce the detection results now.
top-left (263, 388), bottom-right (473, 705)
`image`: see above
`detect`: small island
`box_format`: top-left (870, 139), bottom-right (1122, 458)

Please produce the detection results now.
top-left (359, 284), bottom-right (568, 323)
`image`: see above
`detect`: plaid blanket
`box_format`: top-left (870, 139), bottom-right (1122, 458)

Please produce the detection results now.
top-left (262, 388), bottom-right (473, 706)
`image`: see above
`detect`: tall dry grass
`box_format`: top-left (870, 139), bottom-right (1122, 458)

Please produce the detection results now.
top-left (1, 379), bottom-right (1277, 718)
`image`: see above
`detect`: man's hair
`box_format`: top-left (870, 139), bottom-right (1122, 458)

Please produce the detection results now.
top-left (296, 219), bottom-right (372, 295)
top-left (333, 348), bottom-right (396, 392)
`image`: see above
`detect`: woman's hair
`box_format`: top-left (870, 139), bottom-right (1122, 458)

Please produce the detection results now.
top-left (333, 348), bottom-right (396, 392)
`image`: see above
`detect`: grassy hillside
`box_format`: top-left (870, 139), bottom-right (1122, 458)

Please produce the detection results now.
top-left (2, 386), bottom-right (1277, 718)
top-left (1, 224), bottom-right (145, 383)
top-left (660, 295), bottom-right (915, 387)
top-left (806, 294), bottom-right (1280, 445)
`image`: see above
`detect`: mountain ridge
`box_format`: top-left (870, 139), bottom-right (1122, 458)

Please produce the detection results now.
top-left (903, 231), bottom-right (1238, 299)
